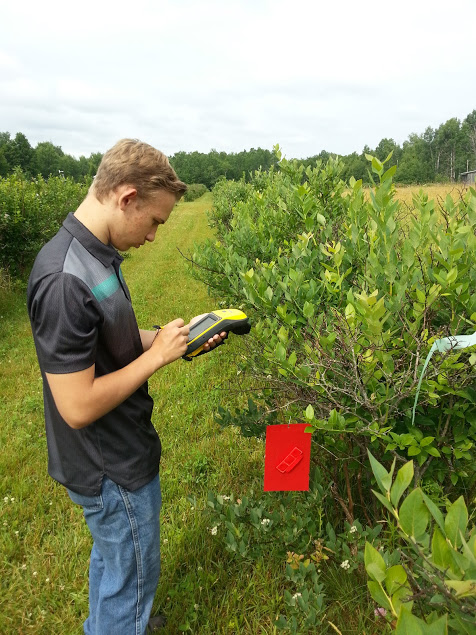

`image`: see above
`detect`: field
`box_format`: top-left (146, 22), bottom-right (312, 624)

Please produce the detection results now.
top-left (0, 183), bottom-right (468, 634)
top-left (394, 183), bottom-right (471, 206)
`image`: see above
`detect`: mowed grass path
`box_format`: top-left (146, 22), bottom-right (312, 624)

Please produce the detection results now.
top-left (0, 194), bottom-right (280, 634)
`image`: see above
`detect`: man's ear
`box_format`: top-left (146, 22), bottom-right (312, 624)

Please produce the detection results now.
top-left (117, 186), bottom-right (138, 211)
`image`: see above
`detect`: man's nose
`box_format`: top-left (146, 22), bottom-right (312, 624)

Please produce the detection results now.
top-left (145, 228), bottom-right (158, 242)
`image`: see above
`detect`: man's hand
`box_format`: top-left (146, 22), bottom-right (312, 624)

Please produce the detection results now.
top-left (150, 318), bottom-right (189, 365)
top-left (201, 331), bottom-right (227, 352)
top-left (187, 314), bottom-right (227, 353)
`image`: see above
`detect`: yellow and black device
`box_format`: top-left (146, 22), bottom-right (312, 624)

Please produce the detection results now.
top-left (183, 309), bottom-right (251, 361)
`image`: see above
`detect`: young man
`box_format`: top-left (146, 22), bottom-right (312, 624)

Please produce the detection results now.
top-left (27, 139), bottom-right (225, 635)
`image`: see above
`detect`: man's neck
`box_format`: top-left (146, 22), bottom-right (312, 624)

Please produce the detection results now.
top-left (74, 194), bottom-right (111, 245)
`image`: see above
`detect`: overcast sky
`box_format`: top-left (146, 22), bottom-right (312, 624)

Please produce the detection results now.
top-left (1, 0), bottom-right (475, 160)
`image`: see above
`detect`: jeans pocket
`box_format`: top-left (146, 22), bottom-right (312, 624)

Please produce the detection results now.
top-left (67, 488), bottom-right (104, 511)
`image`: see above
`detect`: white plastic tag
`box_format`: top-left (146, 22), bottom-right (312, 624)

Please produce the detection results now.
top-left (412, 333), bottom-right (476, 424)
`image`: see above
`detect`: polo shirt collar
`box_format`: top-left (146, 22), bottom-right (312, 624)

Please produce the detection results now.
top-left (63, 212), bottom-right (123, 268)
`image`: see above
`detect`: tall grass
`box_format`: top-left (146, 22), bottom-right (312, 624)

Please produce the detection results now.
top-left (394, 183), bottom-right (470, 207)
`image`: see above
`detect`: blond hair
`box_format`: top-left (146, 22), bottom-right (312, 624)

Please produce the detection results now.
top-left (93, 139), bottom-right (187, 202)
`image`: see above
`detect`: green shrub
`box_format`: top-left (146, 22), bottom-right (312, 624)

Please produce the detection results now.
top-left (192, 150), bottom-right (476, 630)
top-left (364, 451), bottom-right (476, 634)
top-left (207, 177), bottom-right (254, 237)
top-left (191, 149), bottom-right (476, 499)
top-left (204, 469), bottom-right (393, 633)
top-left (0, 169), bottom-right (89, 277)
top-left (183, 183), bottom-right (208, 202)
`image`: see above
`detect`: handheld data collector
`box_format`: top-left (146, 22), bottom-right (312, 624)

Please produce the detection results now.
top-left (183, 309), bottom-right (251, 361)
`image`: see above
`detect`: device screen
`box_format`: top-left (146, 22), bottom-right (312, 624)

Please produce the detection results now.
top-left (188, 314), bottom-right (219, 341)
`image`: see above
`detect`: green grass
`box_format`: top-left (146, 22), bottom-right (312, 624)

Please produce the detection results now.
top-left (0, 193), bottom-right (383, 634)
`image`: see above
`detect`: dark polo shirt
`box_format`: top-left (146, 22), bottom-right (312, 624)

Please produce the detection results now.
top-left (27, 213), bottom-right (161, 495)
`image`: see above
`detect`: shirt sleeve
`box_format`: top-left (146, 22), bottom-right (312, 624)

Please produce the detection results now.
top-left (29, 272), bottom-right (103, 374)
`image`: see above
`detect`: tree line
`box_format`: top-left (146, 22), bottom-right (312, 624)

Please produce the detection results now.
top-left (1, 109), bottom-right (475, 187)
top-left (320, 109), bottom-right (476, 185)
top-left (0, 132), bottom-right (103, 181)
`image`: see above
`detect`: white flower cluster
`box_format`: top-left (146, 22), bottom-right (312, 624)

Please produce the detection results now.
top-left (210, 526), bottom-right (218, 535)
top-left (261, 518), bottom-right (271, 527)
top-left (349, 525), bottom-right (358, 534)
top-left (340, 560), bottom-right (351, 570)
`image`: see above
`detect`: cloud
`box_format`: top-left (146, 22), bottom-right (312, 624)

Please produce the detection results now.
top-left (1, 0), bottom-right (475, 158)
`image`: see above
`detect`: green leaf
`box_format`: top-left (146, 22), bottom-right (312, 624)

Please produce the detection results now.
top-left (390, 461), bottom-right (414, 507)
top-left (420, 436), bottom-right (435, 446)
top-left (445, 496), bottom-right (468, 549)
top-left (431, 527), bottom-right (454, 571)
top-left (382, 164), bottom-right (397, 181)
top-left (395, 606), bottom-right (447, 634)
top-left (364, 542), bottom-right (386, 582)
top-left (449, 614), bottom-right (476, 634)
top-left (395, 605), bottom-right (425, 634)
top-left (277, 326), bottom-right (288, 344)
top-left (372, 489), bottom-right (395, 515)
top-left (345, 302), bottom-right (356, 320)
top-left (385, 565), bottom-right (407, 595)
top-left (460, 533), bottom-right (476, 568)
top-left (275, 342), bottom-right (286, 363)
top-left (399, 488), bottom-right (428, 539)
top-left (445, 579), bottom-right (476, 598)
top-left (367, 581), bottom-right (392, 612)
top-left (421, 615), bottom-right (448, 635)
top-left (416, 289), bottom-right (426, 303)
top-left (305, 404), bottom-right (314, 420)
top-left (421, 491), bottom-right (445, 535)
top-left (287, 351), bottom-right (297, 368)
top-left (368, 450), bottom-right (391, 493)
top-left (391, 585), bottom-right (412, 616)
top-left (387, 216), bottom-right (396, 232)
top-left (367, 562), bottom-right (386, 583)
top-left (371, 156), bottom-right (383, 174)
top-left (303, 301), bottom-right (314, 319)
top-left (446, 266), bottom-right (458, 285)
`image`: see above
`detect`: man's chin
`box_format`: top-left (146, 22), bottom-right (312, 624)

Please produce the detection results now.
top-left (115, 242), bottom-right (141, 251)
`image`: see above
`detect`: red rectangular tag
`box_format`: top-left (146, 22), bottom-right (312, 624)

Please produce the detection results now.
top-left (264, 424), bottom-right (312, 491)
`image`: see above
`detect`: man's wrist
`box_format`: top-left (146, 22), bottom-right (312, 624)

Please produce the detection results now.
top-left (143, 344), bottom-right (165, 373)
top-left (152, 325), bottom-right (162, 344)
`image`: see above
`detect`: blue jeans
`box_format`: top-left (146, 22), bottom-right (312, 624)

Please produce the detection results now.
top-left (67, 474), bottom-right (162, 635)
